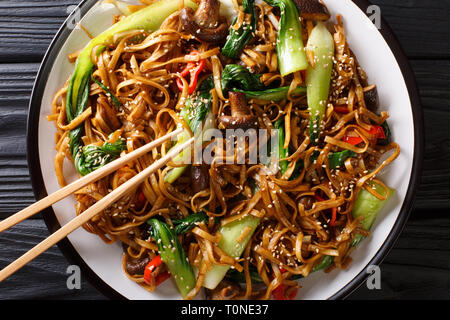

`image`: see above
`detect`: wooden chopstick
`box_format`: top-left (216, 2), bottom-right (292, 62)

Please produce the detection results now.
top-left (0, 132), bottom-right (194, 282)
top-left (0, 127), bottom-right (182, 234)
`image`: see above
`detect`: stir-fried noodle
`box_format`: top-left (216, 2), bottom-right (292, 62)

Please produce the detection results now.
top-left (48, 0), bottom-right (399, 299)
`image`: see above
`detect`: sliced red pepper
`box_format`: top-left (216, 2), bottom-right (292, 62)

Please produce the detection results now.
top-left (144, 255), bottom-right (163, 285)
top-left (286, 287), bottom-right (299, 300)
top-left (272, 282), bottom-right (298, 300)
top-left (272, 269), bottom-right (298, 300)
top-left (334, 105), bottom-right (349, 113)
top-left (363, 125), bottom-right (386, 141)
top-left (343, 135), bottom-right (364, 145)
top-left (188, 62), bottom-right (204, 93)
top-left (272, 284), bottom-right (287, 300)
top-left (300, 70), bottom-right (306, 81)
top-left (330, 207), bottom-right (337, 227)
top-left (274, 285), bottom-right (298, 300)
top-left (343, 125), bottom-right (386, 145)
top-left (314, 194), bottom-right (325, 202)
top-left (176, 51), bottom-right (205, 95)
top-left (372, 125), bottom-right (386, 140)
top-left (135, 191), bottom-right (147, 210)
top-left (154, 271), bottom-right (170, 286)
top-left (315, 194), bottom-right (338, 227)
top-left (179, 62), bottom-right (195, 78)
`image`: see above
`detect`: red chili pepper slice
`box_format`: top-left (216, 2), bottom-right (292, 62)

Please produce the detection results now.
top-left (154, 271), bottom-right (170, 286)
top-left (188, 62), bottom-right (205, 93)
top-left (343, 125), bottom-right (386, 145)
top-left (179, 62), bottom-right (196, 78)
top-left (144, 255), bottom-right (163, 285)
top-left (315, 194), bottom-right (338, 227)
top-left (272, 284), bottom-right (287, 300)
top-left (373, 125), bottom-right (386, 140)
top-left (365, 126), bottom-right (377, 135)
top-left (365, 125), bottom-right (386, 140)
top-left (272, 282), bottom-right (298, 300)
top-left (330, 207), bottom-right (337, 227)
top-left (334, 105), bottom-right (350, 113)
top-left (135, 191), bottom-right (147, 210)
top-left (176, 51), bottom-right (205, 95)
top-left (314, 194), bottom-right (325, 202)
top-left (343, 135), bottom-right (364, 145)
top-left (272, 269), bottom-right (298, 300)
top-left (286, 287), bottom-right (299, 300)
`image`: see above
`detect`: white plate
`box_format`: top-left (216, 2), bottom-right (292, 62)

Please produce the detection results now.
top-left (27, 0), bottom-right (423, 299)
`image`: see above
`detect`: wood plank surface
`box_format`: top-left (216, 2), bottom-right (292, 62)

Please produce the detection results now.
top-left (0, 0), bottom-right (448, 300)
top-left (0, 63), bottom-right (37, 216)
top-left (0, 0), bottom-right (79, 63)
top-left (1, 0), bottom-right (449, 61)
top-left (0, 220), bottom-right (104, 299)
top-left (374, 0), bottom-right (450, 59)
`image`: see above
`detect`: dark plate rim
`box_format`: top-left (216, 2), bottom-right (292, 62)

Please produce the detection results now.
top-left (26, 0), bottom-right (424, 300)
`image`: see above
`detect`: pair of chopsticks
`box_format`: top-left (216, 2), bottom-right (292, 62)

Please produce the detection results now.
top-left (0, 128), bottom-right (193, 282)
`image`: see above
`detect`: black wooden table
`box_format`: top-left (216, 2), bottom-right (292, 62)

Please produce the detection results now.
top-left (0, 0), bottom-right (449, 300)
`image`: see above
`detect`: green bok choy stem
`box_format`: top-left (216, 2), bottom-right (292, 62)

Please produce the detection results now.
top-left (264, 0), bottom-right (308, 76)
top-left (203, 215), bottom-right (260, 290)
top-left (305, 22), bottom-right (334, 144)
top-left (351, 181), bottom-right (395, 246)
top-left (147, 218), bottom-right (196, 299)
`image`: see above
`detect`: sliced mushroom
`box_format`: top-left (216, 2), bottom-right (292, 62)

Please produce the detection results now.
top-left (96, 96), bottom-right (121, 132)
top-left (363, 84), bottom-right (379, 111)
top-left (194, 0), bottom-right (220, 28)
top-left (219, 91), bottom-right (257, 130)
top-left (293, 0), bottom-right (330, 21)
top-left (206, 280), bottom-right (242, 300)
top-left (191, 163), bottom-right (210, 194)
top-left (180, 0), bottom-right (228, 43)
top-left (298, 195), bottom-right (314, 210)
top-left (125, 256), bottom-right (151, 276)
